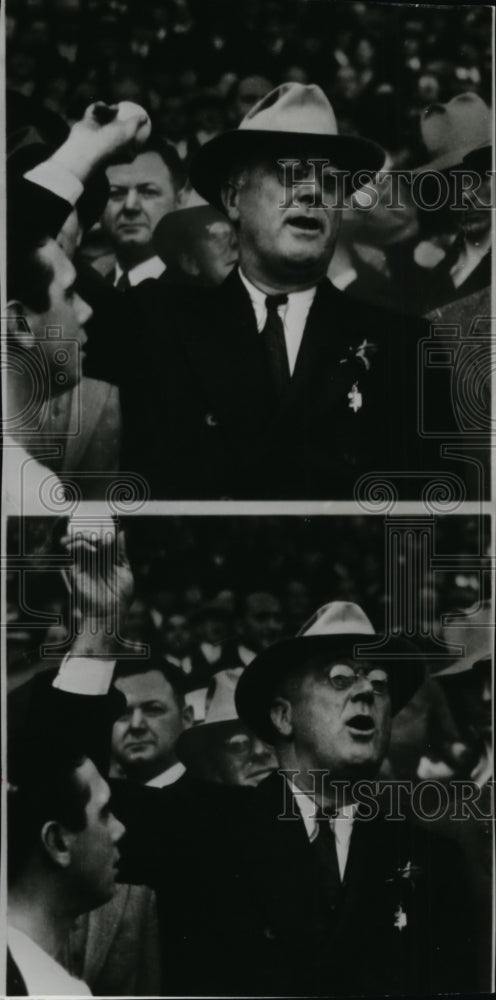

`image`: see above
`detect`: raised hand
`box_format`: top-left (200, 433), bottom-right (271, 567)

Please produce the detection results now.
top-left (60, 521), bottom-right (134, 629)
top-left (50, 101), bottom-right (151, 184)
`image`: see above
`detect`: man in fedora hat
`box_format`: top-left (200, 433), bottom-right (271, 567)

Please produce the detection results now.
top-left (177, 668), bottom-right (277, 786)
top-left (410, 93), bottom-right (492, 313)
top-left (28, 530), bottom-right (478, 995)
top-left (231, 600), bottom-right (474, 995)
top-left (20, 83), bottom-right (465, 500)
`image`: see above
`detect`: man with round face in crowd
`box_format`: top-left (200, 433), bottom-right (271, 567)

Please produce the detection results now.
top-left (20, 83), bottom-right (465, 500)
top-left (101, 137), bottom-right (183, 288)
top-left (111, 659), bottom-right (193, 787)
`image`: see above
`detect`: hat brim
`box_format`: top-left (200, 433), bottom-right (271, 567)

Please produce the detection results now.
top-left (235, 634), bottom-right (425, 744)
top-left (177, 717), bottom-right (242, 768)
top-left (189, 130), bottom-right (385, 211)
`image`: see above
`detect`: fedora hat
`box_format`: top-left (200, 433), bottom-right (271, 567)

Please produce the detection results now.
top-left (153, 205), bottom-right (232, 265)
top-left (177, 667), bottom-right (246, 766)
top-left (235, 601), bottom-right (425, 744)
top-left (414, 93), bottom-right (492, 174)
top-left (189, 82), bottom-right (385, 211)
top-left (431, 601), bottom-right (493, 679)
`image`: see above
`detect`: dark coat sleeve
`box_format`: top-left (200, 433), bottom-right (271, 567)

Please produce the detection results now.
top-left (7, 172), bottom-right (74, 242)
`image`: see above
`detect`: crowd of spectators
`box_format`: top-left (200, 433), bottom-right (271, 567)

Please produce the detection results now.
top-left (7, 0), bottom-right (492, 171)
top-left (8, 514), bottom-right (489, 686)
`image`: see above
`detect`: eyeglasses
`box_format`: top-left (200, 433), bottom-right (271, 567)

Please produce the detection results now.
top-left (222, 732), bottom-right (262, 757)
top-left (325, 662), bottom-right (389, 695)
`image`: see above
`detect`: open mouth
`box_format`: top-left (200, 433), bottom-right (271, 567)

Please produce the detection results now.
top-left (346, 715), bottom-right (375, 735)
top-left (287, 215), bottom-right (322, 232)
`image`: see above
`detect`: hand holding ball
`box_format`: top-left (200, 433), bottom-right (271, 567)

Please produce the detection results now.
top-left (116, 101), bottom-right (151, 144)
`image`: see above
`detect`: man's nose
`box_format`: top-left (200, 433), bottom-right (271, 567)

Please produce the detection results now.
top-left (350, 674), bottom-right (375, 702)
top-left (250, 738), bottom-right (273, 763)
top-left (129, 707), bottom-right (146, 729)
top-left (123, 188), bottom-right (141, 212)
top-left (110, 812), bottom-right (126, 844)
top-left (75, 293), bottom-right (92, 329)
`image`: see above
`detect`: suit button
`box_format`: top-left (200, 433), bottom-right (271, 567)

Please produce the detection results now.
top-left (205, 412), bottom-right (219, 427)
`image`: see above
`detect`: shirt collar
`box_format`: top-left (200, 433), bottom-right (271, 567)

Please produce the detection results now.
top-left (287, 776), bottom-right (357, 842)
top-left (146, 761), bottom-right (186, 788)
top-left (115, 254), bottom-right (166, 286)
top-left (238, 267), bottom-right (316, 331)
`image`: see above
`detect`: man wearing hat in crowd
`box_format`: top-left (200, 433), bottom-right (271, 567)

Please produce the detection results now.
top-left (177, 667), bottom-right (277, 786)
top-left (154, 203), bottom-right (238, 287)
top-left (410, 93), bottom-right (492, 313)
top-left (231, 599), bottom-right (475, 995)
top-left (50, 529), bottom-right (476, 996)
top-left (20, 83), bottom-right (468, 500)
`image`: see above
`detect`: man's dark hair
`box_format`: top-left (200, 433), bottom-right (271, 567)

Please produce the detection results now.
top-left (7, 228), bottom-right (54, 314)
top-left (113, 656), bottom-right (187, 706)
top-left (8, 747), bottom-right (90, 885)
top-left (120, 133), bottom-right (185, 192)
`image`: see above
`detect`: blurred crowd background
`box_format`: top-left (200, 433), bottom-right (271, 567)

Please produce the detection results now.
top-left (8, 514), bottom-right (490, 682)
top-left (7, 0), bottom-right (492, 167)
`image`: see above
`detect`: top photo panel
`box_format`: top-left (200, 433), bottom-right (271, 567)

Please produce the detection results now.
top-left (5, 0), bottom-right (493, 509)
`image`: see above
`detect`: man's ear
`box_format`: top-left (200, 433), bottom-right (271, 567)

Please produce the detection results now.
top-left (220, 182), bottom-right (241, 223)
top-left (270, 697), bottom-right (294, 739)
top-left (6, 302), bottom-right (35, 348)
top-left (182, 703), bottom-right (194, 730)
top-left (40, 820), bottom-right (72, 869)
top-left (179, 251), bottom-right (200, 277)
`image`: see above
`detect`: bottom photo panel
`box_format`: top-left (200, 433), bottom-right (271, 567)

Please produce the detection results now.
top-left (6, 513), bottom-right (494, 998)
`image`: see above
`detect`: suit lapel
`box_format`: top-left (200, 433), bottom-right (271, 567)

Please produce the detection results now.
top-left (180, 270), bottom-right (276, 436)
top-left (264, 279), bottom-right (374, 437)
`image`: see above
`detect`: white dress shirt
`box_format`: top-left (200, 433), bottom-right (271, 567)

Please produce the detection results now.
top-left (114, 255), bottom-right (166, 286)
top-left (239, 269), bottom-right (316, 375)
top-left (287, 778), bottom-right (356, 880)
top-left (8, 925), bottom-right (91, 996)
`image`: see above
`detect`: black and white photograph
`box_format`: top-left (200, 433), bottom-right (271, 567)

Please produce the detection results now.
top-left (4, 0), bottom-right (493, 506)
top-left (1, 0), bottom-right (495, 998)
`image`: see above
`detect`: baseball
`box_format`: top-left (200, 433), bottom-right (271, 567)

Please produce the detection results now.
top-left (117, 101), bottom-right (151, 143)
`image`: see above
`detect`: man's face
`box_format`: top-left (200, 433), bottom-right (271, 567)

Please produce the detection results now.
top-left (280, 656), bottom-right (391, 779)
top-left (162, 613), bottom-right (192, 657)
top-left (190, 219), bottom-right (238, 285)
top-left (460, 174), bottom-right (492, 241)
top-left (103, 152), bottom-right (177, 261)
top-left (212, 724), bottom-right (277, 787)
top-left (23, 239), bottom-right (91, 391)
top-left (243, 592), bottom-right (284, 651)
top-left (224, 154), bottom-right (341, 286)
top-left (112, 670), bottom-right (189, 779)
top-left (68, 758), bottom-right (124, 909)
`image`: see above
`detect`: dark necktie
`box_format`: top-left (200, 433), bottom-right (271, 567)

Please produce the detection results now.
top-left (312, 811), bottom-right (342, 913)
top-left (116, 270), bottom-right (131, 292)
top-left (261, 294), bottom-right (290, 396)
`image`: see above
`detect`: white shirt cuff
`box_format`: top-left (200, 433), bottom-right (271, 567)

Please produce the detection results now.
top-left (53, 656), bottom-right (115, 695)
top-left (24, 162), bottom-right (84, 207)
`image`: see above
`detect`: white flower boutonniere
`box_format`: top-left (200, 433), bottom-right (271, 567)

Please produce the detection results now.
top-left (348, 382), bottom-right (362, 412)
top-left (339, 338), bottom-right (378, 372)
top-left (394, 905), bottom-right (408, 931)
